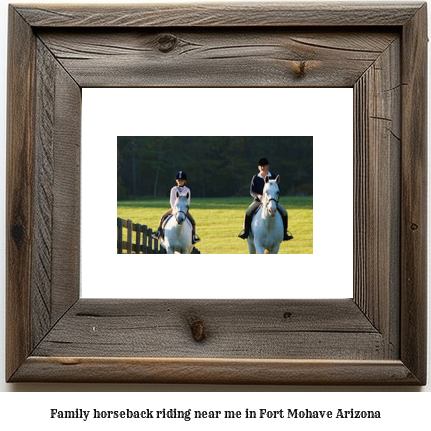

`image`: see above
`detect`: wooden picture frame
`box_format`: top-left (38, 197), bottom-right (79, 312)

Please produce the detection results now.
top-left (6, 2), bottom-right (427, 385)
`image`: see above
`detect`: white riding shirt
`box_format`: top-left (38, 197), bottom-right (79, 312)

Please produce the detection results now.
top-left (170, 186), bottom-right (191, 209)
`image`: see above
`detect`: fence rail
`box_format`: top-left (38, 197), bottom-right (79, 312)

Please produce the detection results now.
top-left (117, 218), bottom-right (200, 254)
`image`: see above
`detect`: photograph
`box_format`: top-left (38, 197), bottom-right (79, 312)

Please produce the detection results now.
top-left (117, 136), bottom-right (312, 255)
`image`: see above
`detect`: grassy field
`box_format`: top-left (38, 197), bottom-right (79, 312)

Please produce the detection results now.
top-left (117, 196), bottom-right (313, 254)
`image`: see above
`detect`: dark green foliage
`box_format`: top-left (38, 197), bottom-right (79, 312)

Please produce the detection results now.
top-left (117, 136), bottom-right (312, 199)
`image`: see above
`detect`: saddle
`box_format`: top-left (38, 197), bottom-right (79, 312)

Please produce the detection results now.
top-left (156, 214), bottom-right (174, 240)
top-left (160, 213), bottom-right (192, 238)
top-left (161, 214), bottom-right (173, 230)
top-left (252, 203), bottom-right (284, 218)
top-left (252, 203), bottom-right (263, 217)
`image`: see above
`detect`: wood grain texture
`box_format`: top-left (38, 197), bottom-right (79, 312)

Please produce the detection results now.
top-left (32, 299), bottom-right (383, 359)
top-left (15, 2), bottom-right (424, 27)
top-left (31, 38), bottom-right (81, 349)
top-left (37, 29), bottom-right (398, 88)
top-left (7, 7), bottom-right (82, 381)
top-left (6, 2), bottom-right (427, 385)
top-left (6, 7), bottom-right (36, 381)
top-left (353, 38), bottom-right (401, 358)
top-left (32, 40), bottom-right (56, 347)
top-left (50, 51), bottom-right (81, 324)
top-left (400, 3), bottom-right (428, 384)
top-left (12, 357), bottom-right (420, 385)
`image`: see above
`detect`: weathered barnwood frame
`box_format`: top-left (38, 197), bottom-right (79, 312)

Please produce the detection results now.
top-left (6, 2), bottom-right (427, 384)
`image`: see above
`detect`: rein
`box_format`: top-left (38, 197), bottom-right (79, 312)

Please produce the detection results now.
top-left (264, 195), bottom-right (279, 211)
top-left (174, 206), bottom-right (189, 222)
top-left (267, 197), bottom-right (279, 204)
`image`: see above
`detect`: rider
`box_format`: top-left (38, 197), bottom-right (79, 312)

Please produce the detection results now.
top-left (238, 157), bottom-right (292, 241)
top-left (152, 171), bottom-right (200, 244)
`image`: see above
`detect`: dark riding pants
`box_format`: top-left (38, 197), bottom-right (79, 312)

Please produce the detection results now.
top-left (244, 201), bottom-right (287, 218)
top-left (157, 209), bottom-right (197, 234)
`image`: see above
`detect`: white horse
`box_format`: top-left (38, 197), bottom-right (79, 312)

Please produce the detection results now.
top-left (247, 175), bottom-right (284, 254)
top-left (161, 192), bottom-right (193, 254)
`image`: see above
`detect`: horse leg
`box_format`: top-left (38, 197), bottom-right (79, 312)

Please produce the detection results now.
top-left (247, 239), bottom-right (256, 254)
top-left (266, 244), bottom-right (281, 254)
top-left (254, 242), bottom-right (266, 254)
top-left (166, 247), bottom-right (175, 254)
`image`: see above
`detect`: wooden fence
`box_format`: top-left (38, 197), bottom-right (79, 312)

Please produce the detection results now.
top-left (117, 218), bottom-right (200, 254)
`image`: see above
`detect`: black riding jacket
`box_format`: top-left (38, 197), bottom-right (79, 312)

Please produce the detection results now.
top-left (250, 172), bottom-right (277, 202)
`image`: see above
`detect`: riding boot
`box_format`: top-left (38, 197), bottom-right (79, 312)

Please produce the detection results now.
top-left (282, 214), bottom-right (293, 241)
top-left (192, 230), bottom-right (201, 244)
top-left (152, 211), bottom-right (172, 241)
top-left (151, 229), bottom-right (161, 240)
top-left (238, 214), bottom-right (252, 239)
top-left (153, 216), bottom-right (167, 240)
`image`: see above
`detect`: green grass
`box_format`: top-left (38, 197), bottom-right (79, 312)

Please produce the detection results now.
top-left (117, 196), bottom-right (313, 254)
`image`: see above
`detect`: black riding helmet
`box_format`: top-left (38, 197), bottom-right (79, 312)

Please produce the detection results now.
top-left (175, 171), bottom-right (187, 180)
top-left (258, 157), bottom-right (269, 166)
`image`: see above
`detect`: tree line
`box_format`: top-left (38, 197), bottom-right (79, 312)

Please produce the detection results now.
top-left (118, 136), bottom-right (312, 199)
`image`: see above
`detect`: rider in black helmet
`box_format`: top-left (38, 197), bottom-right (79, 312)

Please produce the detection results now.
top-left (152, 171), bottom-right (200, 244)
top-left (238, 157), bottom-right (292, 241)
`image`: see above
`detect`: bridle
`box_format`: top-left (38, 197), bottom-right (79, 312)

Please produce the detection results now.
top-left (174, 206), bottom-right (189, 223)
top-left (266, 196), bottom-right (279, 206)
top-left (263, 189), bottom-right (279, 212)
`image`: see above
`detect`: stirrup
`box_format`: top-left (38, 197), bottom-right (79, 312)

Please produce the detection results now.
top-left (284, 231), bottom-right (294, 241)
top-left (151, 230), bottom-right (160, 240)
top-left (238, 230), bottom-right (248, 239)
top-left (192, 235), bottom-right (201, 244)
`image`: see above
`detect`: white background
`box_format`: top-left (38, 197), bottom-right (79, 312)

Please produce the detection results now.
top-left (0, 0), bottom-right (429, 414)
top-left (81, 87), bottom-right (353, 299)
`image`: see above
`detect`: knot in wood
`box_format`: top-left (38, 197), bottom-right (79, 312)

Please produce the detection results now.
top-left (411, 223), bottom-right (419, 231)
top-left (11, 222), bottom-right (26, 246)
top-left (186, 314), bottom-right (206, 342)
top-left (295, 61), bottom-right (307, 78)
top-left (157, 34), bottom-right (178, 53)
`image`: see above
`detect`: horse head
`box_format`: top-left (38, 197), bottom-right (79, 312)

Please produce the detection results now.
top-left (173, 192), bottom-right (189, 224)
top-left (263, 175), bottom-right (280, 217)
